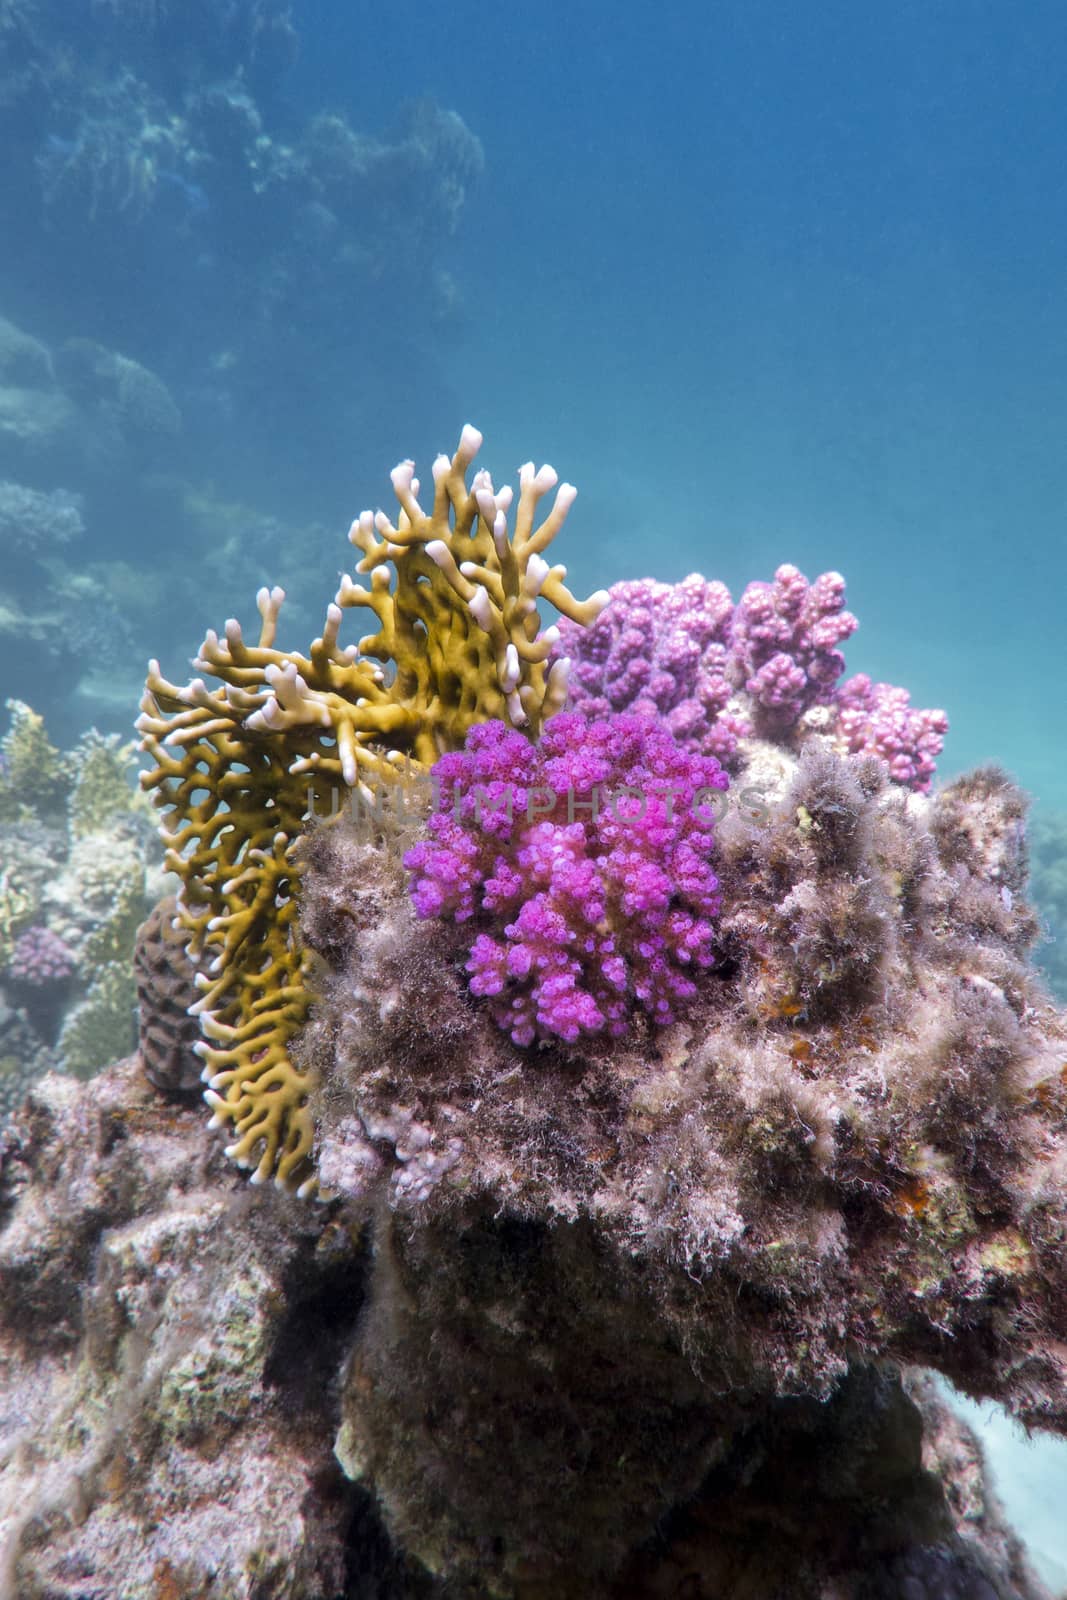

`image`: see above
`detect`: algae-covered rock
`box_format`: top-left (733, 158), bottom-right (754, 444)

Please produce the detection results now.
top-left (0, 1059), bottom-right (1056, 1600)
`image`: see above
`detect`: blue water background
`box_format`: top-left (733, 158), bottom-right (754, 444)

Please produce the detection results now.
top-left (290, 0), bottom-right (1067, 809)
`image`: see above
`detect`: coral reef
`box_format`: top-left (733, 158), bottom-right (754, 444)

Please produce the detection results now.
top-left (0, 1), bottom-right (490, 725)
top-left (557, 567), bottom-right (949, 791)
top-left (285, 725), bottom-right (1067, 1592)
top-left (0, 316), bottom-right (175, 724)
top-left (0, 1057), bottom-right (1055, 1600)
top-left (406, 712), bottom-right (728, 1044)
top-left (0, 701), bottom-right (158, 1118)
top-left (0, 1), bottom-right (485, 517)
top-left (138, 428), bottom-right (606, 1192)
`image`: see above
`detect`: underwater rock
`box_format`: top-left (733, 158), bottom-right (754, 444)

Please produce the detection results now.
top-left (289, 738), bottom-right (1067, 1593)
top-left (0, 1057), bottom-right (1054, 1600)
top-left (0, 1060), bottom-right (368, 1600)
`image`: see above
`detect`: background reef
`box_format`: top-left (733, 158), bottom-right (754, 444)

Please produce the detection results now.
top-left (0, 0), bottom-right (483, 740)
top-left (0, 698), bottom-right (163, 1123)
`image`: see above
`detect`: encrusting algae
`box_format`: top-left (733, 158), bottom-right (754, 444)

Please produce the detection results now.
top-left (137, 426), bottom-right (608, 1194)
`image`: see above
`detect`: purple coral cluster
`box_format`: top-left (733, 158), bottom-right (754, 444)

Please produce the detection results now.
top-left (835, 675), bottom-right (949, 793)
top-left (405, 713), bottom-right (728, 1046)
top-left (554, 574), bottom-right (746, 760)
top-left (8, 925), bottom-right (75, 986)
top-left (729, 564), bottom-right (857, 725)
top-left (555, 565), bottom-right (948, 791)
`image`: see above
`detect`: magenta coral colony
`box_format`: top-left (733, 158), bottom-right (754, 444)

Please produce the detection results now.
top-left (405, 712), bottom-right (729, 1045)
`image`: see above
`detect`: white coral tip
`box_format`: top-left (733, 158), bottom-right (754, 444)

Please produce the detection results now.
top-left (458, 423), bottom-right (483, 460)
top-left (534, 463), bottom-right (558, 492)
top-left (589, 589), bottom-right (612, 614)
top-left (525, 554), bottom-right (550, 596)
top-left (432, 452), bottom-right (451, 481)
top-left (556, 482), bottom-right (578, 512)
top-left (391, 459), bottom-right (416, 493)
top-left (502, 642), bottom-right (521, 690)
top-left (469, 586), bottom-right (494, 631)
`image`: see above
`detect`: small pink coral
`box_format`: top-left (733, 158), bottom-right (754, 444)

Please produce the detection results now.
top-left (833, 674), bottom-right (949, 793)
top-left (554, 575), bottom-right (743, 760)
top-left (8, 925), bottom-right (75, 986)
top-left (730, 565), bottom-right (858, 727)
top-left (406, 714), bottom-right (728, 1047)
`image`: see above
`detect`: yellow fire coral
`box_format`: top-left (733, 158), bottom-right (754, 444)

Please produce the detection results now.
top-left (138, 426), bottom-right (606, 1194)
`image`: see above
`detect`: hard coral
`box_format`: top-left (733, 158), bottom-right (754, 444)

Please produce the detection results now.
top-left (8, 924), bottom-right (74, 986)
top-left (138, 427), bottom-right (606, 1191)
top-left (558, 566), bottom-right (948, 792)
top-left (554, 573), bottom-right (743, 759)
top-left (730, 563), bottom-right (857, 728)
top-left (405, 712), bottom-right (728, 1045)
top-left (835, 672), bottom-right (950, 794)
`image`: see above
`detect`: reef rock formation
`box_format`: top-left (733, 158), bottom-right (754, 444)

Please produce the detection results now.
top-left (0, 1057), bottom-right (1056, 1600)
top-left (282, 733), bottom-right (1067, 1595)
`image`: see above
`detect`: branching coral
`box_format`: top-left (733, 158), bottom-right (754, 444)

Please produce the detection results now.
top-left (138, 427), bottom-right (607, 1191)
top-left (729, 563), bottom-right (857, 727)
top-left (555, 574), bottom-right (744, 759)
top-left (832, 675), bottom-right (949, 793)
top-left (558, 567), bottom-right (948, 791)
top-left (406, 712), bottom-right (728, 1045)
